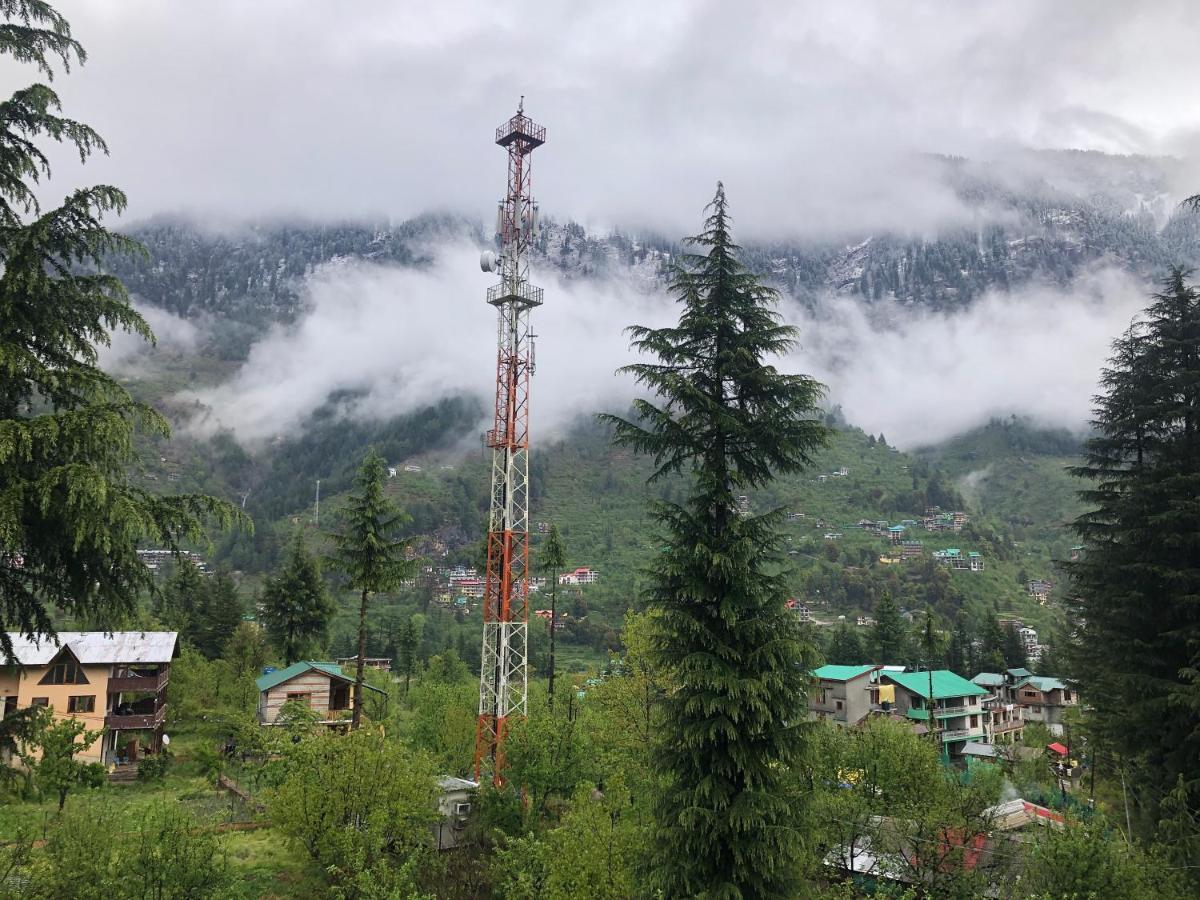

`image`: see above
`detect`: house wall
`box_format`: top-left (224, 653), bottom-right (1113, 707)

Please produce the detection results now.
top-left (5, 663), bottom-right (113, 763)
top-left (259, 670), bottom-right (346, 724)
top-left (812, 676), bottom-right (874, 725)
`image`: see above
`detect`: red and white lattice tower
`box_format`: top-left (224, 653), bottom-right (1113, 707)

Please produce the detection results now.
top-left (474, 99), bottom-right (546, 785)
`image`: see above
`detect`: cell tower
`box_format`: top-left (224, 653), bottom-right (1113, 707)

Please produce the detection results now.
top-left (474, 99), bottom-right (546, 785)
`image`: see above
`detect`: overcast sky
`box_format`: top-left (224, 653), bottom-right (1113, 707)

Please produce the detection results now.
top-left (5, 0), bottom-right (1200, 237)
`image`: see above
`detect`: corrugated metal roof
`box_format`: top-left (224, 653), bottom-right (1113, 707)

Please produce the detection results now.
top-left (1017, 675), bottom-right (1067, 692)
top-left (255, 661), bottom-right (346, 692)
top-left (884, 669), bottom-right (987, 700)
top-left (972, 672), bottom-right (1004, 687)
top-left (812, 664), bottom-right (877, 682)
top-left (5, 631), bottom-right (178, 665)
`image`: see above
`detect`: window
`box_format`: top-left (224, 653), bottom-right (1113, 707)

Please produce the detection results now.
top-left (67, 695), bottom-right (95, 714)
top-left (1031, 705), bottom-right (1042, 713)
top-left (39, 658), bottom-right (88, 686)
top-left (285, 692), bottom-right (311, 707)
top-left (454, 802), bottom-right (471, 816)
top-left (329, 682), bottom-right (351, 711)
top-left (970, 715), bottom-right (978, 728)
top-left (835, 700), bottom-right (843, 711)
top-left (31, 697), bottom-right (48, 707)
top-left (1063, 690), bottom-right (1072, 701)
top-left (1022, 690), bottom-right (1038, 699)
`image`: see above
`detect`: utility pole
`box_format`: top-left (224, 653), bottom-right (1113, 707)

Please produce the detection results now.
top-left (474, 99), bottom-right (546, 786)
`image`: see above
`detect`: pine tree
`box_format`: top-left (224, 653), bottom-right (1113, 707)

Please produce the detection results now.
top-left (328, 449), bottom-right (415, 729)
top-left (1067, 268), bottom-right (1200, 826)
top-left (538, 525), bottom-right (567, 707)
top-left (827, 623), bottom-right (865, 665)
top-left (259, 532), bottom-right (333, 666)
top-left (0, 0), bottom-right (236, 661)
top-left (396, 618), bottom-right (418, 696)
top-left (871, 593), bottom-right (905, 663)
top-left (604, 184), bottom-right (828, 898)
top-left (194, 572), bottom-right (243, 660)
top-left (154, 558), bottom-right (205, 635)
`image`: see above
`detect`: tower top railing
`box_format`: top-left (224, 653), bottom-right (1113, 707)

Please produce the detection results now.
top-left (495, 114), bottom-right (546, 149)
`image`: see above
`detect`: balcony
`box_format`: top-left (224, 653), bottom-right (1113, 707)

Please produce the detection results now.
top-left (106, 704), bottom-right (167, 731)
top-left (939, 727), bottom-right (978, 740)
top-left (108, 669), bottom-right (169, 694)
top-left (992, 719), bottom-right (1023, 734)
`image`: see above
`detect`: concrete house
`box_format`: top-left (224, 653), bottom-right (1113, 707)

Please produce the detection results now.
top-left (255, 661), bottom-right (384, 726)
top-left (1012, 675), bottom-right (1077, 735)
top-left (1, 631), bottom-right (177, 765)
top-left (811, 664), bottom-right (881, 726)
top-left (881, 670), bottom-right (988, 757)
top-left (435, 776), bottom-right (478, 850)
top-left (970, 673), bottom-right (1025, 744)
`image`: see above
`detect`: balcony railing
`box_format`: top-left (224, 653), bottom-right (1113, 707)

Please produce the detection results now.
top-left (992, 719), bottom-right (1023, 733)
top-left (106, 704), bottom-right (167, 731)
top-left (939, 727), bottom-right (976, 740)
top-left (486, 282), bottom-right (543, 308)
top-left (108, 669), bottom-right (169, 694)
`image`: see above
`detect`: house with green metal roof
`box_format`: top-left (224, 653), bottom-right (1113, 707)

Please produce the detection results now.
top-left (881, 670), bottom-right (987, 755)
top-left (811, 664), bottom-right (881, 726)
top-left (256, 661), bottom-right (384, 726)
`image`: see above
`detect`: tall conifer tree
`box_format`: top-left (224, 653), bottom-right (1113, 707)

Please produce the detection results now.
top-left (1067, 267), bottom-right (1200, 828)
top-left (328, 449), bottom-right (415, 729)
top-left (0, 0), bottom-right (235, 660)
top-left (259, 532), bottom-right (333, 666)
top-left (538, 525), bottom-right (567, 706)
top-left (605, 184), bottom-right (828, 898)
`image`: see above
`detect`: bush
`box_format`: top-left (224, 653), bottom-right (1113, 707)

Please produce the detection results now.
top-left (136, 750), bottom-right (172, 782)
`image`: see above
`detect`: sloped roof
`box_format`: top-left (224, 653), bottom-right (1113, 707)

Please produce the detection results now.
top-left (813, 664), bottom-right (877, 682)
top-left (5, 631), bottom-right (178, 665)
top-left (256, 661), bottom-right (346, 692)
top-left (962, 741), bottom-right (999, 758)
top-left (972, 672), bottom-right (1004, 688)
top-left (884, 670), bottom-right (987, 700)
top-left (1017, 675), bottom-right (1067, 692)
top-left (1007, 667), bottom-right (1032, 678)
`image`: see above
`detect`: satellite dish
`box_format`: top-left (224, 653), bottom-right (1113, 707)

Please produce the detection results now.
top-left (161, 734), bottom-right (171, 746)
top-left (480, 250), bottom-right (498, 273)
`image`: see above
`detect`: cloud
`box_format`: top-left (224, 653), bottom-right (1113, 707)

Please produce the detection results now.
top-left (100, 301), bottom-right (199, 374)
top-left (180, 243), bottom-right (674, 443)
top-left (182, 240), bottom-right (1148, 450)
top-left (781, 266), bottom-right (1150, 448)
top-left (10, 1), bottom-right (1200, 238)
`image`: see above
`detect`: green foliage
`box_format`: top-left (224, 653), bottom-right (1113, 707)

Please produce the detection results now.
top-left (1066, 268), bottom-right (1200, 828)
top-left (18, 707), bottom-right (101, 810)
top-left (395, 617), bottom-right (419, 695)
top-left (405, 656), bottom-right (477, 775)
top-left (1021, 812), bottom-right (1181, 899)
top-left (166, 647), bottom-right (258, 728)
top-left (266, 727), bottom-right (439, 894)
top-left (0, 0), bottom-right (239, 660)
top-left (328, 448), bottom-right (417, 728)
top-left (23, 797), bottom-right (230, 900)
top-left (539, 524), bottom-right (568, 704)
top-left (259, 531), bottom-right (334, 665)
top-left (871, 593), bottom-right (907, 663)
top-left (136, 748), bottom-right (171, 782)
top-left (604, 184), bottom-right (829, 898)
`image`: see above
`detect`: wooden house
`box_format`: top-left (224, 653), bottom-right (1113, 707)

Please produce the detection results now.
top-left (255, 661), bottom-right (384, 726)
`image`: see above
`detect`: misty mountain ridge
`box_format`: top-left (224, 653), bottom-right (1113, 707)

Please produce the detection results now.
top-left (110, 148), bottom-right (1200, 332)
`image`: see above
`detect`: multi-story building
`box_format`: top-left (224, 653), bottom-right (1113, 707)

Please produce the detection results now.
top-left (1012, 675), bottom-right (1077, 735)
top-left (881, 670), bottom-right (988, 757)
top-left (559, 566), bottom-right (599, 585)
top-left (970, 673), bottom-right (1024, 744)
top-left (810, 664), bottom-right (880, 727)
top-left (2, 631), bottom-right (177, 765)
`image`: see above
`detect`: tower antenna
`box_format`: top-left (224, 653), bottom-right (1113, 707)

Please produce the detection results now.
top-left (474, 100), bottom-right (546, 785)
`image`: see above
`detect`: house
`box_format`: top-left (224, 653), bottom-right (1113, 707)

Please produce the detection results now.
top-left (970, 673), bottom-right (1025, 744)
top-left (559, 566), bottom-right (599, 585)
top-left (810, 664), bottom-right (881, 726)
top-left (881, 670), bottom-right (988, 756)
top-left (1, 631), bottom-right (177, 765)
top-left (888, 525), bottom-right (906, 545)
top-left (900, 541), bottom-right (924, 559)
top-left (1011, 675), bottom-right (1078, 735)
top-left (435, 776), bottom-right (478, 850)
top-left (387, 466), bottom-right (398, 478)
top-left (785, 599), bottom-right (813, 622)
top-left (255, 661), bottom-right (385, 727)
top-left (403, 464), bottom-right (422, 473)
top-left (1027, 580), bottom-right (1052, 603)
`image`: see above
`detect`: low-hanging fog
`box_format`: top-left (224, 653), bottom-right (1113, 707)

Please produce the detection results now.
top-left (175, 243), bottom-right (1148, 450)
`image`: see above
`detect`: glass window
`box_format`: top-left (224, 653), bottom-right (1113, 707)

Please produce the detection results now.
top-left (67, 695), bottom-right (95, 713)
top-left (31, 697), bottom-right (49, 707)
top-left (39, 659), bottom-right (89, 686)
